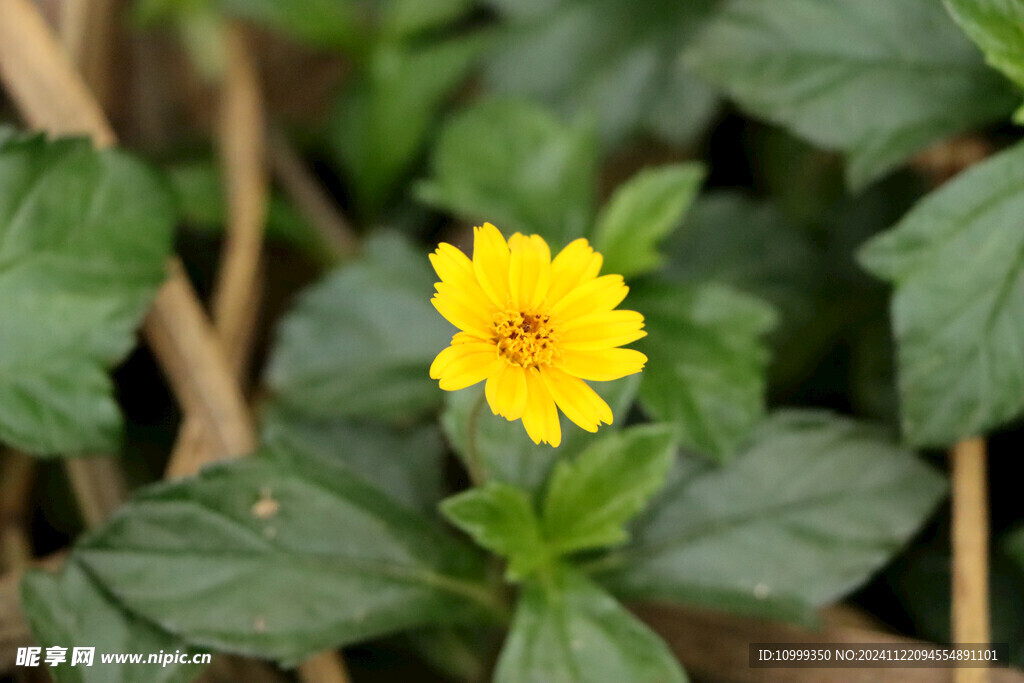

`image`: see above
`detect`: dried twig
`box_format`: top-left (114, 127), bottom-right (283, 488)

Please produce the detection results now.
top-left (952, 437), bottom-right (990, 683)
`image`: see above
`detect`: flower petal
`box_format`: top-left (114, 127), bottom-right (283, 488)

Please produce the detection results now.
top-left (540, 366), bottom-right (612, 432)
top-left (549, 274), bottom-right (629, 322)
top-left (472, 223), bottom-right (512, 309)
top-left (429, 242), bottom-right (475, 284)
top-left (521, 369), bottom-right (561, 447)
top-left (431, 343), bottom-right (502, 391)
top-left (485, 363), bottom-right (528, 420)
top-left (548, 238), bottom-right (603, 306)
top-left (557, 347), bottom-right (647, 381)
top-left (431, 295), bottom-right (494, 339)
top-left (508, 232), bottom-right (551, 311)
top-left (557, 309), bottom-right (646, 350)
top-left (435, 282), bottom-right (496, 323)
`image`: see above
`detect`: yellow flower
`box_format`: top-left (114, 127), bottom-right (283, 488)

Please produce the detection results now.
top-left (429, 223), bottom-right (648, 447)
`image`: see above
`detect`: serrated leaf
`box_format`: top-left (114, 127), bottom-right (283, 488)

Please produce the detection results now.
top-left (441, 482), bottom-right (548, 581)
top-left (633, 281), bottom-right (776, 460)
top-left (592, 164), bottom-right (705, 279)
top-left (262, 406), bottom-right (445, 515)
top-left (330, 37), bottom-right (481, 217)
top-left (265, 232), bottom-right (451, 421)
top-left (543, 425), bottom-right (675, 555)
top-left (596, 411), bottom-right (946, 622)
top-left (417, 99), bottom-right (597, 247)
top-left (74, 442), bottom-right (493, 665)
top-left (495, 566), bottom-right (687, 683)
top-left (484, 0), bottom-right (718, 145)
top-left (21, 560), bottom-right (206, 683)
top-left (686, 0), bottom-right (1017, 189)
top-left (859, 142), bottom-right (1024, 446)
top-left (441, 376), bottom-right (640, 496)
top-left (945, 0), bottom-right (1024, 114)
top-left (0, 131), bottom-right (174, 456)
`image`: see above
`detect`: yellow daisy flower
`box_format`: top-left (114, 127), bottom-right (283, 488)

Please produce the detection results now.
top-left (429, 222), bottom-right (648, 447)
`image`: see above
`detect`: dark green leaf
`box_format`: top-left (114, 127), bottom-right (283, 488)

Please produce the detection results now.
top-left (0, 131), bottom-right (174, 455)
top-left (596, 411), bottom-right (946, 621)
top-left (265, 232), bottom-right (451, 421)
top-left (440, 376), bottom-right (640, 496)
top-left (21, 560), bottom-right (206, 683)
top-left (543, 425), bottom-right (675, 555)
top-left (495, 566), bottom-right (687, 683)
top-left (945, 0), bottom-right (1024, 120)
top-left (686, 0), bottom-right (1017, 189)
top-left (485, 0), bottom-right (719, 145)
top-left (262, 406), bottom-right (445, 515)
top-left (592, 164), bottom-right (705, 279)
top-left (633, 281), bottom-right (776, 460)
top-left (441, 482), bottom-right (548, 580)
top-left (859, 142), bottom-right (1024, 446)
top-left (417, 99), bottom-right (598, 247)
top-left (330, 37), bottom-right (481, 217)
top-left (75, 442), bottom-right (493, 665)
top-left (662, 191), bottom-right (819, 329)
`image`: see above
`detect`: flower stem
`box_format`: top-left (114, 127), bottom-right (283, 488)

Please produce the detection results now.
top-left (465, 392), bottom-right (488, 487)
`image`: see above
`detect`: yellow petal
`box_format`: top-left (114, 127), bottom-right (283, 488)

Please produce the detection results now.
top-left (435, 281), bottom-right (495, 322)
top-left (431, 343), bottom-right (502, 390)
top-left (485, 363), bottom-right (528, 420)
top-left (557, 309), bottom-right (646, 350)
top-left (508, 232), bottom-right (551, 310)
top-left (472, 223), bottom-right (512, 309)
top-left (549, 274), bottom-right (629, 322)
top-left (548, 238), bottom-right (603, 306)
top-left (429, 242), bottom-right (475, 284)
top-left (521, 369), bottom-right (561, 447)
top-left (540, 366), bottom-right (612, 432)
top-left (431, 295), bottom-right (493, 339)
top-left (557, 347), bottom-right (647, 381)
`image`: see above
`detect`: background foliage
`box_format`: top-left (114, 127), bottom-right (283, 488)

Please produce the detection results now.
top-left (7, 0), bottom-right (1024, 680)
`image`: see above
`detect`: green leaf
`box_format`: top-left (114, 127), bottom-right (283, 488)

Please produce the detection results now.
top-left (441, 375), bottom-right (641, 496)
top-left (484, 0), bottom-right (719, 145)
top-left (662, 192), bottom-right (819, 327)
top-left (0, 131), bottom-right (174, 455)
top-left (262, 406), bottom-right (445, 515)
top-left (441, 482), bottom-right (548, 580)
top-left (21, 560), bottom-right (206, 683)
top-left (592, 163), bottom-right (705, 279)
top-left (859, 142), bottom-right (1024, 446)
top-left (417, 98), bottom-right (598, 247)
top-left (330, 37), bottom-right (481, 217)
top-left (945, 0), bottom-right (1024, 117)
top-left (74, 441), bottom-right (493, 666)
top-left (543, 425), bottom-right (675, 555)
top-left (633, 281), bottom-right (776, 460)
top-left (265, 231), bottom-right (452, 422)
top-left (219, 0), bottom-right (362, 51)
top-left (596, 411), bottom-right (946, 622)
top-left (380, 0), bottom-right (474, 40)
top-left (495, 566), bottom-right (687, 683)
top-left (686, 0), bottom-right (1018, 189)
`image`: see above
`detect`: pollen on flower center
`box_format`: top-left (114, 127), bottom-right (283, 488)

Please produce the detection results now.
top-left (493, 309), bottom-right (557, 368)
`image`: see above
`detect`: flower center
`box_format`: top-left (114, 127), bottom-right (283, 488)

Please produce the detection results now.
top-left (493, 309), bottom-right (557, 368)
